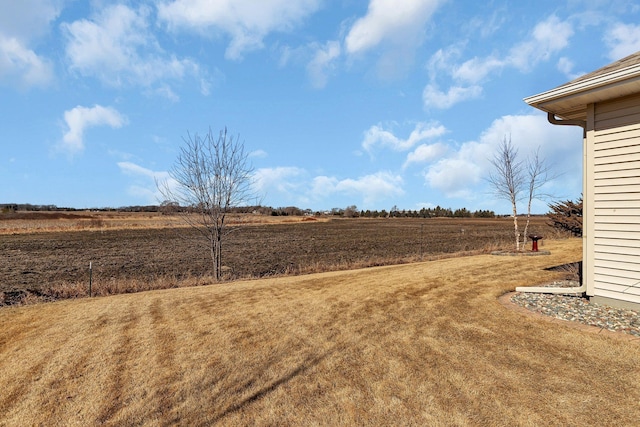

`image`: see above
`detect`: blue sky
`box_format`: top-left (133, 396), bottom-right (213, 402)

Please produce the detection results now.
top-left (2, 0), bottom-right (640, 214)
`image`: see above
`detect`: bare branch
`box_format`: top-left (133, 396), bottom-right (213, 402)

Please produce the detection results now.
top-left (522, 146), bottom-right (558, 247)
top-left (487, 136), bottom-right (524, 250)
top-left (157, 127), bottom-right (258, 280)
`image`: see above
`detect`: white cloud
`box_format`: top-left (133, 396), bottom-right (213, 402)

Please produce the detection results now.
top-left (422, 83), bottom-right (482, 109)
top-left (252, 166), bottom-right (404, 208)
top-left (249, 149), bottom-right (268, 159)
top-left (149, 84), bottom-right (180, 102)
top-left (0, 36), bottom-right (53, 87)
top-left (478, 114), bottom-right (579, 156)
top-left (424, 149), bottom-right (484, 199)
top-left (118, 161), bottom-right (172, 203)
top-left (253, 166), bottom-right (307, 195)
top-left (337, 172), bottom-right (405, 205)
top-left (604, 22), bottom-right (640, 61)
top-left (403, 142), bottom-right (448, 169)
top-left (426, 46), bottom-right (463, 80)
top-left (199, 77), bottom-right (213, 96)
top-left (556, 57), bottom-right (574, 76)
top-left (345, 0), bottom-right (442, 55)
top-left (313, 171), bottom-right (405, 206)
top-left (345, 0), bottom-right (445, 78)
top-left (0, 0), bottom-right (62, 41)
top-left (118, 161), bottom-right (159, 179)
top-left (453, 56), bottom-right (504, 84)
top-left (62, 4), bottom-right (203, 89)
top-left (422, 113), bottom-right (583, 201)
top-left (423, 15), bottom-right (573, 110)
top-left (362, 121), bottom-right (447, 153)
top-left (61, 105), bottom-right (127, 153)
top-left (507, 15), bottom-right (574, 72)
top-left (468, 9), bottom-right (506, 39)
top-left (310, 175), bottom-right (339, 199)
top-left (556, 56), bottom-right (586, 80)
top-left (307, 41), bottom-right (341, 89)
top-left (0, 0), bottom-right (61, 88)
top-left (157, 0), bottom-right (322, 60)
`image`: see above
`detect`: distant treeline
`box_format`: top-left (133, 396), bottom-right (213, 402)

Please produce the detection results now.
top-left (0, 203), bottom-right (163, 213)
top-left (1, 203), bottom-right (495, 218)
top-left (1, 203), bottom-right (78, 212)
top-left (357, 207), bottom-right (495, 218)
top-left (326, 205), bottom-right (495, 218)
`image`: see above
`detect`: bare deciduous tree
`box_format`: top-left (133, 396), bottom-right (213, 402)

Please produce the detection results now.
top-left (521, 147), bottom-right (553, 247)
top-left (488, 137), bottom-right (525, 250)
top-left (488, 136), bottom-right (554, 251)
top-left (344, 205), bottom-right (359, 218)
top-left (158, 127), bottom-right (257, 281)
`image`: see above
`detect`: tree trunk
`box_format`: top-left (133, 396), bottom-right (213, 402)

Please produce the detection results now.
top-left (512, 201), bottom-right (519, 251)
top-left (210, 238), bottom-right (218, 281)
top-left (216, 234), bottom-right (222, 280)
top-left (210, 231), bottom-right (222, 281)
top-left (522, 201), bottom-right (532, 250)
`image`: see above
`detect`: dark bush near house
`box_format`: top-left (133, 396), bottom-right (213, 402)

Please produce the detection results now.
top-left (547, 197), bottom-right (582, 236)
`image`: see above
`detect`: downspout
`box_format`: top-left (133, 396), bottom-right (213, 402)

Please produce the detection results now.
top-left (515, 112), bottom-right (586, 295)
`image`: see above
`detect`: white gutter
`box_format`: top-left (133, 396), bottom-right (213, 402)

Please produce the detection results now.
top-left (524, 62), bottom-right (640, 107)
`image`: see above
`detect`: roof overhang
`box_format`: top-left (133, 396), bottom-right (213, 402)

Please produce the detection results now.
top-left (524, 63), bottom-right (640, 121)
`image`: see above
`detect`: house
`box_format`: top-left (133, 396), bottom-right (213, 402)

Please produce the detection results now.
top-left (524, 51), bottom-right (640, 311)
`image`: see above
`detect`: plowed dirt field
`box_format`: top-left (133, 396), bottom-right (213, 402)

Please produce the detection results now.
top-left (1, 215), bottom-right (554, 301)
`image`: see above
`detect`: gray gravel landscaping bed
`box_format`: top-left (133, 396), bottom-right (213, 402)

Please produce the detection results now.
top-left (511, 281), bottom-right (640, 337)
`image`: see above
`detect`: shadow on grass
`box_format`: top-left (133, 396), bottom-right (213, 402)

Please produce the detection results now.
top-left (211, 348), bottom-right (334, 423)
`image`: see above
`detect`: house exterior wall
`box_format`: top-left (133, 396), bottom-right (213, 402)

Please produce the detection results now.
top-left (587, 92), bottom-right (640, 309)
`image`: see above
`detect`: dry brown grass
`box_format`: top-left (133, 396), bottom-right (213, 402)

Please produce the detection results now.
top-left (1, 238), bottom-right (638, 426)
top-left (0, 211), bottom-right (178, 234)
top-left (0, 211), bottom-right (327, 235)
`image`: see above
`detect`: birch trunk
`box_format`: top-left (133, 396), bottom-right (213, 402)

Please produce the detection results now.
top-left (512, 202), bottom-right (519, 251)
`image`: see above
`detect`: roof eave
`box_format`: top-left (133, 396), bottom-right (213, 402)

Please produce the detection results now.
top-left (524, 63), bottom-right (640, 119)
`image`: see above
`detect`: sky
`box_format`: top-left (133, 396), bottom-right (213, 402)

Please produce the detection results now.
top-left (2, 0), bottom-right (640, 214)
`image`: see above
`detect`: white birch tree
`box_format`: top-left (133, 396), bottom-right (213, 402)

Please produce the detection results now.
top-left (488, 136), bottom-right (554, 251)
top-left (488, 137), bottom-right (525, 250)
top-left (521, 147), bottom-right (553, 248)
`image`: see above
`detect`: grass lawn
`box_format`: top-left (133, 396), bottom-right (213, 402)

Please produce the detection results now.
top-left (1, 238), bottom-right (638, 426)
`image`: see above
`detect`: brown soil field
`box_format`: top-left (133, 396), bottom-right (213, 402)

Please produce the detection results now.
top-left (1, 215), bottom-right (556, 304)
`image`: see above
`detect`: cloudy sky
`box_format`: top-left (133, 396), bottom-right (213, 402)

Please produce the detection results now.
top-left (2, 0), bottom-right (640, 213)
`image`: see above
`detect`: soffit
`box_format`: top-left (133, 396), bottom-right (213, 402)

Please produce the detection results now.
top-left (524, 51), bottom-right (640, 120)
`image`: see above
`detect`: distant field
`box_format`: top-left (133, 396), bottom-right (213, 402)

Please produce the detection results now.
top-left (1, 213), bottom-right (558, 304)
top-left (0, 210), bottom-right (319, 234)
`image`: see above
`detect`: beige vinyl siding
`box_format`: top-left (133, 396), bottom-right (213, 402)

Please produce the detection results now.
top-left (592, 93), bottom-right (640, 305)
